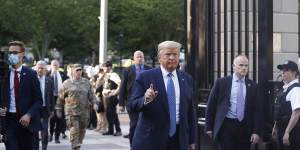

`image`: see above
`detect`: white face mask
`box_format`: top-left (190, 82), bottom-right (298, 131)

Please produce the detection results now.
top-left (8, 54), bottom-right (20, 65)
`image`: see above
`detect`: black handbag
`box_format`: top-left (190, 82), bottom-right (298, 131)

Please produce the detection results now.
top-left (97, 100), bottom-right (105, 113)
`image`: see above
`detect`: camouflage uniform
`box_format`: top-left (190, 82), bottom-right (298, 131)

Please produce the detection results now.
top-left (56, 77), bottom-right (98, 150)
top-left (94, 72), bottom-right (109, 133)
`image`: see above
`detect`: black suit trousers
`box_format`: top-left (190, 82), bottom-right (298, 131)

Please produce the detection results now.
top-left (106, 96), bottom-right (121, 133)
top-left (277, 121), bottom-right (300, 150)
top-left (128, 112), bottom-right (138, 145)
top-left (218, 118), bottom-right (251, 150)
top-left (5, 113), bottom-right (34, 150)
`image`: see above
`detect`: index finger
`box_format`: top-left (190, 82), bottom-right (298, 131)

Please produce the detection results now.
top-left (149, 83), bottom-right (154, 90)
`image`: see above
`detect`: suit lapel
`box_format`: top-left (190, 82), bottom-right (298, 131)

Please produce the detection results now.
top-left (19, 67), bottom-right (25, 99)
top-left (44, 77), bottom-right (48, 106)
top-left (225, 76), bottom-right (233, 102)
top-left (244, 78), bottom-right (251, 108)
top-left (177, 70), bottom-right (185, 123)
top-left (156, 68), bottom-right (169, 114)
top-left (129, 65), bottom-right (136, 81)
top-left (7, 70), bottom-right (11, 107)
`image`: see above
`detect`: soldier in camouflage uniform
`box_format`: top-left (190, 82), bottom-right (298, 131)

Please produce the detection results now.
top-left (56, 64), bottom-right (99, 150)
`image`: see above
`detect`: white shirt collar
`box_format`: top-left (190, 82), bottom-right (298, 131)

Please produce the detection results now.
top-left (160, 65), bottom-right (177, 77)
top-left (11, 65), bottom-right (22, 72)
top-left (38, 75), bottom-right (45, 80)
top-left (233, 73), bottom-right (245, 82)
top-left (283, 79), bottom-right (299, 90)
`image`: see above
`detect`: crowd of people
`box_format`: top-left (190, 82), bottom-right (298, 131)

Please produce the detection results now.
top-left (0, 40), bottom-right (299, 150)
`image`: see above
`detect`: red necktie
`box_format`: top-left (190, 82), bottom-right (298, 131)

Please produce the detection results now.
top-left (14, 70), bottom-right (21, 117)
top-left (14, 70), bottom-right (20, 100)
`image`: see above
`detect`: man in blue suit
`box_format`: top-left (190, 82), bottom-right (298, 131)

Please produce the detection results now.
top-left (119, 50), bottom-right (151, 145)
top-left (129, 41), bottom-right (196, 150)
top-left (33, 60), bottom-right (54, 150)
top-left (0, 41), bottom-right (42, 150)
top-left (205, 55), bottom-right (263, 150)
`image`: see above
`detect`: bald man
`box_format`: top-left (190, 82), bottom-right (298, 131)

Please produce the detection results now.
top-left (205, 55), bottom-right (263, 150)
top-left (118, 50), bottom-right (151, 145)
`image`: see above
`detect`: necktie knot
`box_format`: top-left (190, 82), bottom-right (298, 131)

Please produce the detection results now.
top-left (237, 79), bottom-right (243, 83)
top-left (15, 71), bottom-right (20, 78)
top-left (168, 73), bottom-right (173, 78)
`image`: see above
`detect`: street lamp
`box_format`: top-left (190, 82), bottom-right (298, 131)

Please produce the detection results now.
top-left (99, 0), bottom-right (108, 64)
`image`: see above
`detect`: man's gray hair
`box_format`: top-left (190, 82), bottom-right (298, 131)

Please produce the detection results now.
top-left (157, 41), bottom-right (181, 54)
top-left (36, 60), bottom-right (47, 67)
top-left (134, 50), bottom-right (144, 56)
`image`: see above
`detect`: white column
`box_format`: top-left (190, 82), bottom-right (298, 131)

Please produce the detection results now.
top-left (99, 0), bottom-right (108, 64)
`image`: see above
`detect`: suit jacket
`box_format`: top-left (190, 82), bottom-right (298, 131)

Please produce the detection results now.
top-left (42, 76), bottom-right (54, 114)
top-left (5, 66), bottom-right (43, 133)
top-left (129, 68), bottom-right (197, 150)
top-left (205, 76), bottom-right (263, 140)
top-left (46, 70), bottom-right (68, 83)
top-left (119, 64), bottom-right (151, 109)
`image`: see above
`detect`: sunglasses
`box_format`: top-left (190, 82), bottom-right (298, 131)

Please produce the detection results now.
top-left (8, 51), bottom-right (23, 54)
top-left (76, 69), bottom-right (82, 72)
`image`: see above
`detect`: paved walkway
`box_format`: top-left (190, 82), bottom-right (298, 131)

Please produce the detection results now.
top-left (0, 113), bottom-right (130, 150)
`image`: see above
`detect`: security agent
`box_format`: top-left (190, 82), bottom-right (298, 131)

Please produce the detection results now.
top-left (273, 60), bottom-right (300, 150)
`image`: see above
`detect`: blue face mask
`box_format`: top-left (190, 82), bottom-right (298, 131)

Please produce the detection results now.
top-left (8, 54), bottom-right (20, 65)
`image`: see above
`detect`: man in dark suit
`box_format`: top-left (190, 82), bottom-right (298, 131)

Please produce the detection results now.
top-left (119, 50), bottom-right (151, 144)
top-left (205, 55), bottom-right (263, 150)
top-left (33, 60), bottom-right (54, 150)
top-left (129, 41), bottom-right (196, 150)
top-left (0, 41), bottom-right (43, 150)
top-left (47, 59), bottom-right (68, 143)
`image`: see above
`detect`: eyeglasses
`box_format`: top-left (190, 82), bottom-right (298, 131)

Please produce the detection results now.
top-left (76, 69), bottom-right (82, 72)
top-left (8, 51), bottom-right (23, 55)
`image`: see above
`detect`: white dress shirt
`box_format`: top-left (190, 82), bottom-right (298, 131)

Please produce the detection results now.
top-left (226, 73), bottom-right (246, 119)
top-left (38, 75), bottom-right (46, 107)
top-left (9, 66), bottom-right (22, 113)
top-left (160, 66), bottom-right (180, 124)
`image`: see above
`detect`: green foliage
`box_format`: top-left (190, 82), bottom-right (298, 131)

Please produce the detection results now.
top-left (0, 0), bottom-right (185, 64)
top-left (108, 0), bottom-right (185, 58)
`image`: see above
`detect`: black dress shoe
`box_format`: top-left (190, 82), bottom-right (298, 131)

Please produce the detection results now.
top-left (48, 136), bottom-right (53, 142)
top-left (113, 131), bottom-right (122, 136)
top-left (62, 133), bottom-right (67, 139)
top-left (55, 140), bottom-right (60, 144)
top-left (123, 134), bottom-right (129, 138)
top-left (102, 132), bottom-right (113, 135)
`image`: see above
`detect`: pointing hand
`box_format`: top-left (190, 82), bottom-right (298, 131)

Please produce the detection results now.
top-left (144, 83), bottom-right (158, 103)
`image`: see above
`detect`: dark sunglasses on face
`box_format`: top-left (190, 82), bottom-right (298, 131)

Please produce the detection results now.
top-left (8, 51), bottom-right (23, 54)
top-left (76, 69), bottom-right (82, 72)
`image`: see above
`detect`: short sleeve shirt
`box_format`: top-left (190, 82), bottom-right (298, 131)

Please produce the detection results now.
top-left (284, 79), bottom-right (300, 110)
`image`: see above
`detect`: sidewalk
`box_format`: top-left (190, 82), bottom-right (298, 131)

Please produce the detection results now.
top-left (0, 113), bottom-right (131, 150)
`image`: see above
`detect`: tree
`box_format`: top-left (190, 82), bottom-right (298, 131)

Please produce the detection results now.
top-left (0, 0), bottom-right (185, 64)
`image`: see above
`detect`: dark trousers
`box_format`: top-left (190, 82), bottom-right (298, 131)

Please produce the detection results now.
top-left (49, 110), bottom-right (64, 140)
top-left (88, 108), bottom-right (97, 128)
top-left (166, 125), bottom-right (180, 150)
top-left (106, 98), bottom-right (121, 133)
top-left (128, 112), bottom-right (138, 145)
top-left (33, 107), bottom-right (50, 150)
top-left (277, 121), bottom-right (300, 150)
top-left (218, 118), bottom-right (251, 150)
top-left (5, 113), bottom-right (34, 150)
